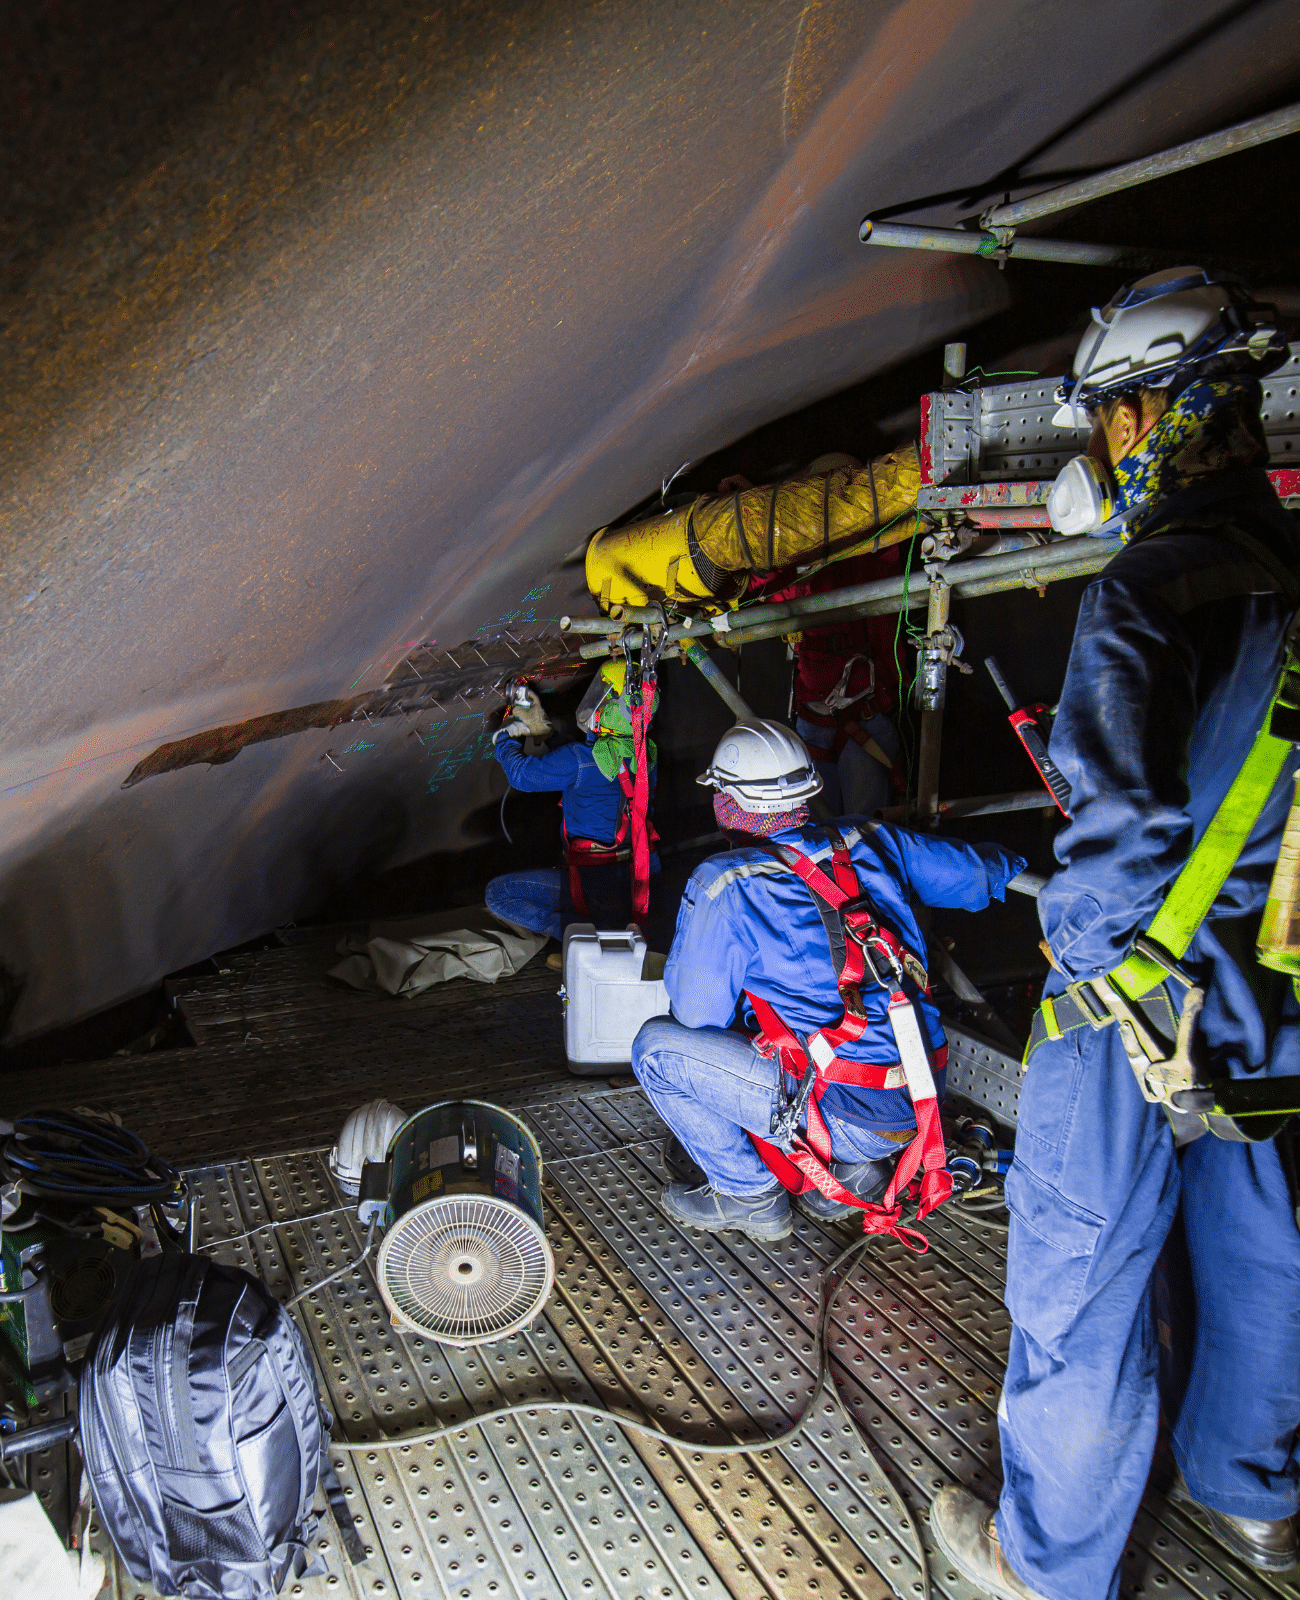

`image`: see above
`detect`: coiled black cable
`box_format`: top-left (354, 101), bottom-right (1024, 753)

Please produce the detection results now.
top-left (0, 1110), bottom-right (181, 1207)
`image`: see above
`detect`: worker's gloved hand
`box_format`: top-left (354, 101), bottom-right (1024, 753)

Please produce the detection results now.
top-left (494, 721), bottom-right (529, 743)
top-left (511, 687), bottom-right (552, 739)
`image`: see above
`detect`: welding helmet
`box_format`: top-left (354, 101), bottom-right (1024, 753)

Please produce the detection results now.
top-left (1051, 266), bottom-right (1286, 428)
top-left (696, 721), bottom-right (822, 813)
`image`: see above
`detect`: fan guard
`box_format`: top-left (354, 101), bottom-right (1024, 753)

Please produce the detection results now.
top-left (377, 1193), bottom-right (553, 1348)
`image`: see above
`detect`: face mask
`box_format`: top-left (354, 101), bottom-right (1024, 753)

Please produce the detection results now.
top-left (1046, 454), bottom-right (1117, 536)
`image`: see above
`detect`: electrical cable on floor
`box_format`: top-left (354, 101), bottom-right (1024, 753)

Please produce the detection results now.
top-left (284, 1217), bottom-right (377, 1309)
top-left (319, 1227), bottom-right (932, 1600)
top-left (0, 1110), bottom-right (181, 1207)
top-left (197, 1203), bottom-right (355, 1251)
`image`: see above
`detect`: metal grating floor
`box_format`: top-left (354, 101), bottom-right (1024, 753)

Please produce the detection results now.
top-left (7, 935), bottom-right (1300, 1600)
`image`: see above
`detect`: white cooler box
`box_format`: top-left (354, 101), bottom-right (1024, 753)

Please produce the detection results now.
top-left (561, 924), bottom-right (671, 1073)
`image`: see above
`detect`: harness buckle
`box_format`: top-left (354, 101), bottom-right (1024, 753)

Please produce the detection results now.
top-left (1066, 975), bottom-right (1206, 1106)
top-left (1064, 977), bottom-right (1116, 1029)
top-left (770, 1046), bottom-right (818, 1153)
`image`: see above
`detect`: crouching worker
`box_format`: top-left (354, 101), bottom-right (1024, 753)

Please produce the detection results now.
top-left (485, 662), bottom-right (659, 939)
top-left (631, 721), bottom-right (1025, 1243)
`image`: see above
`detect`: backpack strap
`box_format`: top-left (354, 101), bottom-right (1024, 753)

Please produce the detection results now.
top-left (316, 1405), bottom-right (367, 1566)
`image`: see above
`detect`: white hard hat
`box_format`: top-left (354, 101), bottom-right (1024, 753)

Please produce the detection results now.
top-left (696, 721), bottom-right (822, 812)
top-left (1052, 266), bottom-right (1287, 427)
top-left (328, 1099), bottom-right (407, 1196)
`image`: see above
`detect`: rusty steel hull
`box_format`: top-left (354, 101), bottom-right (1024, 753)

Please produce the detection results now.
top-left (2, 0), bottom-right (1298, 1039)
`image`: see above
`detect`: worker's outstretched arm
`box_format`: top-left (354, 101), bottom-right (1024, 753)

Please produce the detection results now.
top-left (858, 821), bottom-right (1026, 911)
top-left (492, 734), bottom-right (583, 792)
top-left (1036, 574), bottom-right (1196, 980)
top-left (662, 865), bottom-right (757, 1030)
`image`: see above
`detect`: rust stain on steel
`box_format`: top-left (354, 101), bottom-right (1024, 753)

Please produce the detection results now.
top-left (120, 698), bottom-right (366, 788)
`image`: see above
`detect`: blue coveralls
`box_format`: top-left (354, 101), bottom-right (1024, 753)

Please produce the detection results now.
top-left (486, 734), bottom-right (654, 938)
top-left (631, 820), bottom-right (1023, 1195)
top-left (997, 470), bottom-right (1300, 1600)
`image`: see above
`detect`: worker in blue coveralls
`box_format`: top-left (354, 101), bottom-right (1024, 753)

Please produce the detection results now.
top-left (485, 662), bottom-right (658, 940)
top-left (630, 719), bottom-right (1024, 1241)
top-left (931, 268), bottom-right (1300, 1599)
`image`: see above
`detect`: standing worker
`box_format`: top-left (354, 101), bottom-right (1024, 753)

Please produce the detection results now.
top-left (631, 721), bottom-right (1024, 1241)
top-left (931, 268), bottom-right (1300, 1599)
top-left (485, 662), bottom-right (658, 940)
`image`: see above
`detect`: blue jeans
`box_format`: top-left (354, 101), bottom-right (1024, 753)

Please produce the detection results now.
top-left (485, 862), bottom-right (634, 940)
top-left (631, 1016), bottom-right (901, 1196)
top-left (997, 1020), bottom-right (1300, 1600)
top-left (796, 713), bottom-right (898, 816)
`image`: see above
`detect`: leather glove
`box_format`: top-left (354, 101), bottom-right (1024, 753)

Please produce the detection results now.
top-left (511, 687), bottom-right (553, 739)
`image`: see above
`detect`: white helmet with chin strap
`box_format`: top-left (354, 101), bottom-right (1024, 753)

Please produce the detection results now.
top-left (1046, 266), bottom-right (1287, 538)
top-left (696, 721), bottom-right (822, 813)
top-left (1051, 266), bottom-right (1287, 429)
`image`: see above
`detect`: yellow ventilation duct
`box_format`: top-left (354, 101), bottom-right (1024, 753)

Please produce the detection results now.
top-left (585, 444), bottom-right (921, 612)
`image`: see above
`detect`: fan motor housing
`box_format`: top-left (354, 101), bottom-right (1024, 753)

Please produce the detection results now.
top-left (377, 1101), bottom-right (553, 1349)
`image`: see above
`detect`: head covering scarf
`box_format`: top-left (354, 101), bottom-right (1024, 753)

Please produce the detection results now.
top-left (590, 687), bottom-right (659, 780)
top-left (1115, 377), bottom-right (1269, 540)
top-left (713, 792), bottom-right (810, 841)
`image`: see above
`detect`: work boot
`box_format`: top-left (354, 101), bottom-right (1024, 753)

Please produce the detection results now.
top-left (793, 1156), bottom-right (896, 1223)
top-left (659, 1180), bottom-right (793, 1242)
top-left (1170, 1469), bottom-right (1298, 1572)
top-left (661, 1134), bottom-right (706, 1187)
top-left (929, 1487), bottom-right (1052, 1600)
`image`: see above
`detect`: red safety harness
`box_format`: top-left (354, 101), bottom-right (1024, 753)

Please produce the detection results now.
top-left (745, 824), bottom-right (952, 1251)
top-left (564, 667), bottom-right (660, 925)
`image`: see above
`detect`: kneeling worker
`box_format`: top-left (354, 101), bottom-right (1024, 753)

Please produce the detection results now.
top-left (632, 721), bottom-right (1024, 1242)
top-left (486, 662), bottom-right (658, 938)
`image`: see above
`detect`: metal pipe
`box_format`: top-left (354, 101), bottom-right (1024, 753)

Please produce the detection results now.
top-left (560, 615), bottom-right (625, 634)
top-left (1008, 870), bottom-right (1047, 897)
top-left (983, 101), bottom-right (1300, 229)
top-left (1, 1414), bottom-right (78, 1459)
top-left (949, 549), bottom-right (1111, 599)
top-left (712, 536), bottom-right (1113, 636)
top-left (858, 219), bottom-right (1176, 270)
top-left (706, 593), bottom-right (927, 650)
top-left (683, 639), bottom-right (756, 722)
top-left (938, 791), bottom-right (1057, 820)
top-left (578, 619), bottom-right (708, 658)
top-left (577, 537), bottom-right (1117, 659)
top-left (930, 944), bottom-right (1022, 1054)
top-left (878, 790), bottom-right (1057, 823)
top-left (916, 580), bottom-right (950, 818)
top-left (608, 604), bottom-right (666, 624)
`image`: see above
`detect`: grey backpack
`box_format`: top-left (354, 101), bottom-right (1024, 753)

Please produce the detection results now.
top-left (81, 1252), bottom-right (363, 1598)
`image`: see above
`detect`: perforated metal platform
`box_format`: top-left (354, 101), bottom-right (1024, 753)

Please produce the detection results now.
top-left (8, 939), bottom-right (1300, 1600)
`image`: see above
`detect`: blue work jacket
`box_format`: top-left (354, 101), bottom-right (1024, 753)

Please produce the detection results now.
top-left (494, 733), bottom-right (652, 848)
top-left (665, 820), bottom-right (1024, 1131)
top-left (1041, 466), bottom-right (1300, 1078)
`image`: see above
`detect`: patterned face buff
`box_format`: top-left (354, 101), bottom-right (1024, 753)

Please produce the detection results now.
top-left (713, 792), bottom-right (810, 840)
top-left (1114, 377), bottom-right (1269, 540)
